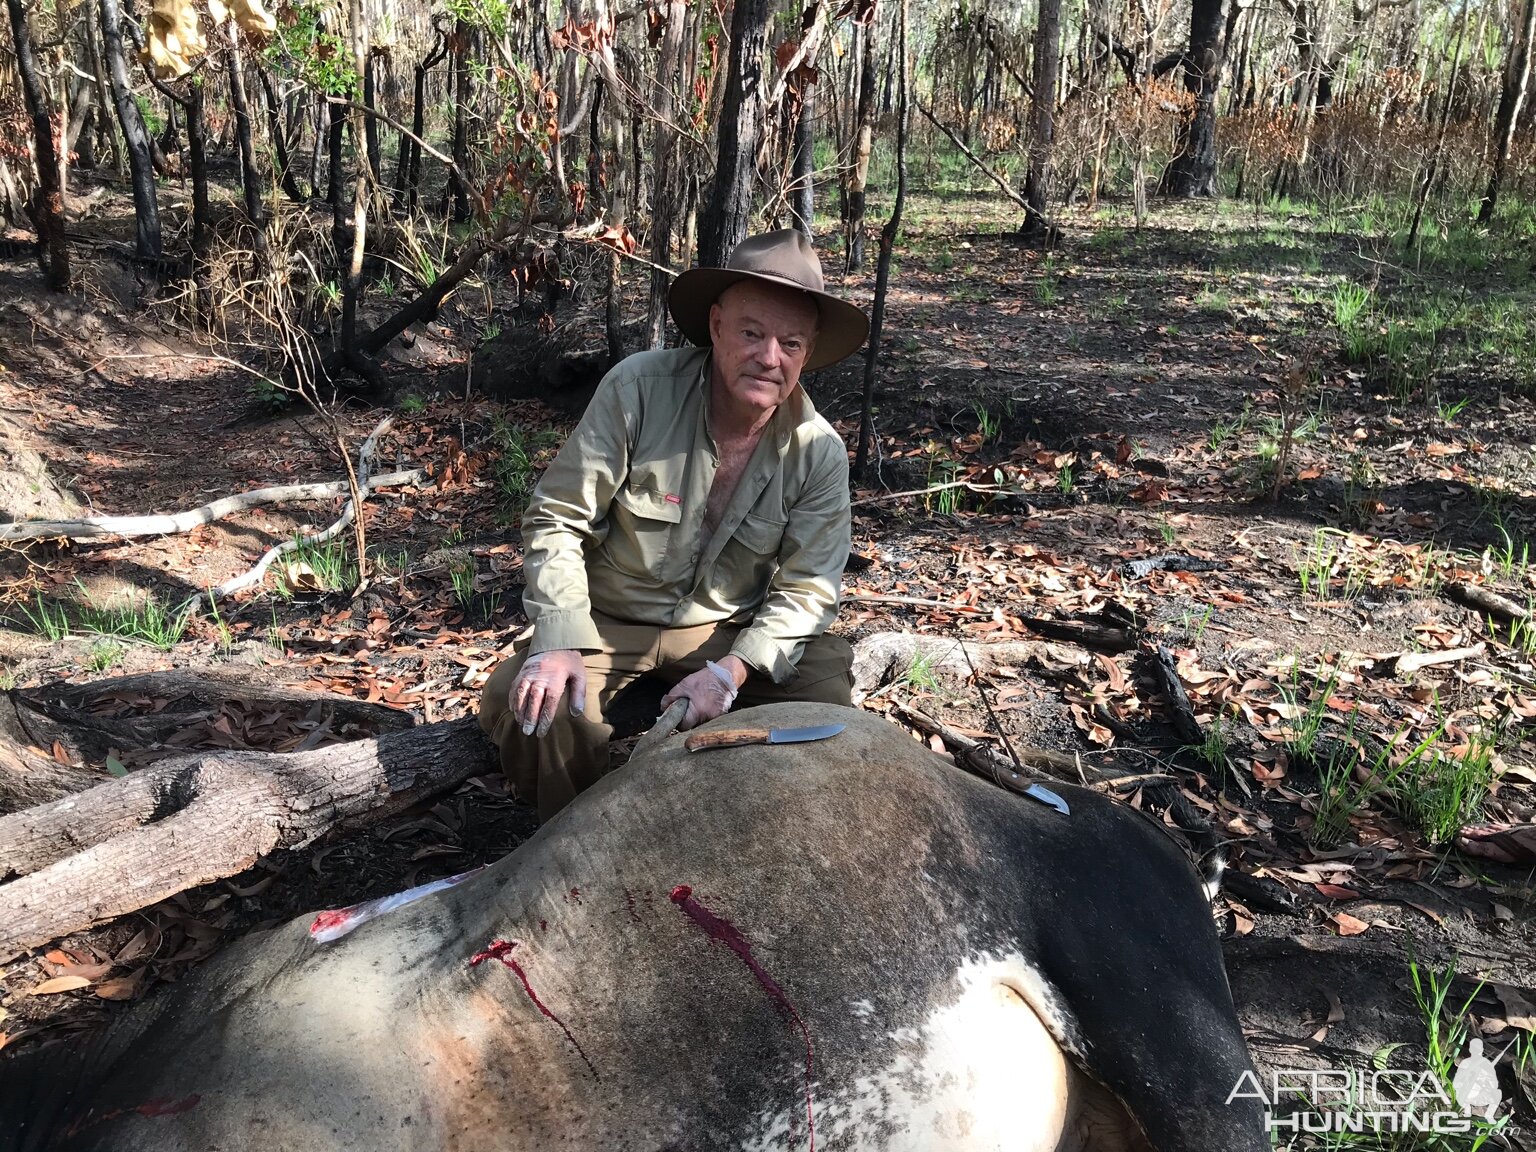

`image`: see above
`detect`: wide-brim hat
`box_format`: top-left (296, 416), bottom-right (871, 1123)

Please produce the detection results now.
top-left (668, 229), bottom-right (869, 371)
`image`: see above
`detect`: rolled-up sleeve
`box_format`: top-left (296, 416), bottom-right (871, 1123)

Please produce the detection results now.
top-left (520, 373), bottom-right (632, 654)
top-left (729, 437), bottom-right (850, 683)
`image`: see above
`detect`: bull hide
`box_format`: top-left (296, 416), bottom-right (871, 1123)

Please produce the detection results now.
top-left (3, 702), bottom-right (1266, 1151)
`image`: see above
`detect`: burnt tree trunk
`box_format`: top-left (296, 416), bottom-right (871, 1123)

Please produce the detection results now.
top-left (362, 51), bottom-right (381, 184)
top-left (1020, 0), bottom-right (1062, 235)
top-left (448, 20), bottom-right (471, 222)
top-left (844, 11), bottom-right (878, 272)
top-left (645, 0), bottom-right (687, 348)
top-left (8, 0), bottom-right (71, 288)
top-left (698, 0), bottom-right (772, 268)
top-left (856, 0), bottom-right (906, 477)
top-left (99, 0), bottom-right (161, 254)
top-left (186, 77), bottom-right (213, 321)
top-left (395, 33), bottom-right (445, 211)
top-left (1159, 0), bottom-right (1227, 197)
top-left (1479, 0), bottom-right (1535, 223)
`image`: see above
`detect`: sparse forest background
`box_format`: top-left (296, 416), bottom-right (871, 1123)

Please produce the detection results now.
top-left (2, 0), bottom-right (1534, 402)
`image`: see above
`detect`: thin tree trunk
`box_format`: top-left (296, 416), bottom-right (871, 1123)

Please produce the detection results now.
top-left (99, 0), bottom-right (162, 255)
top-left (1408, 0), bottom-right (1468, 247)
top-left (362, 52), bottom-right (381, 186)
top-left (396, 34), bottom-right (445, 210)
top-left (856, 0), bottom-right (906, 478)
top-left (258, 66), bottom-right (306, 202)
top-left (326, 100), bottom-right (346, 208)
top-left (1479, 0), bottom-right (1535, 223)
top-left (1021, 0), bottom-right (1062, 235)
top-left (844, 10), bottom-right (878, 272)
top-left (309, 94), bottom-right (328, 198)
top-left (698, 0), bottom-right (772, 268)
top-left (6, 0), bottom-right (70, 289)
top-left (84, 6), bottom-right (121, 173)
top-left (226, 23), bottom-right (268, 258)
top-left (186, 77), bottom-right (213, 323)
top-left (449, 19), bottom-right (471, 221)
top-left (645, 0), bottom-right (687, 348)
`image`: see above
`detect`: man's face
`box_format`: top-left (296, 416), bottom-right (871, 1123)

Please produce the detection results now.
top-left (708, 281), bottom-right (820, 420)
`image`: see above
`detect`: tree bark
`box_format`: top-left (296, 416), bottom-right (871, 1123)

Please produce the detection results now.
top-left (7, 0), bottom-right (71, 289)
top-left (844, 10), bottom-right (878, 272)
top-left (1159, 0), bottom-right (1227, 197)
top-left (1021, 0), bottom-right (1062, 235)
top-left (1479, 0), bottom-right (1535, 224)
top-left (0, 716), bottom-right (493, 958)
top-left (698, 0), bottom-right (772, 268)
top-left (790, 82), bottom-right (815, 237)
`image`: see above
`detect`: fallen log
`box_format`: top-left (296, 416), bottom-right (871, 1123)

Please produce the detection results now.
top-left (0, 716), bottom-right (493, 958)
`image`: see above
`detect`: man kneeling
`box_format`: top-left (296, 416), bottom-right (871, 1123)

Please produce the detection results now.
top-left (479, 230), bottom-right (869, 821)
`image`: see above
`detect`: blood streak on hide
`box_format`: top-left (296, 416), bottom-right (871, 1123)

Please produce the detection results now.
top-left (469, 939), bottom-right (599, 1080)
top-left (669, 884), bottom-right (816, 1151)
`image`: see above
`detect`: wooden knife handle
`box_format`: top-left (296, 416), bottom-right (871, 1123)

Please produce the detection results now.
top-left (684, 727), bottom-right (771, 752)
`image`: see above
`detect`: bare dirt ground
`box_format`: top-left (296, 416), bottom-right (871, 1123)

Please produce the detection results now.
top-left (2, 186), bottom-right (1535, 1144)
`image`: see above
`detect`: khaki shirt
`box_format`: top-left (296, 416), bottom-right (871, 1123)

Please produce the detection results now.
top-left (521, 346), bottom-right (850, 684)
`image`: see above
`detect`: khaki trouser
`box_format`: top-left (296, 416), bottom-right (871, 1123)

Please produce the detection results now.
top-left (478, 611), bottom-right (854, 822)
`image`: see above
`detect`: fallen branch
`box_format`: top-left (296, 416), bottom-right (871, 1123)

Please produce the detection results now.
top-left (851, 480), bottom-right (1013, 506)
top-left (0, 715), bottom-right (493, 958)
top-left (0, 468), bottom-right (425, 544)
top-left (844, 593), bottom-right (993, 615)
top-left (1018, 615), bottom-right (1137, 653)
top-left (193, 417), bottom-right (406, 608)
top-left (889, 697), bottom-right (1094, 785)
top-left (1445, 581), bottom-right (1529, 623)
top-left (1392, 643), bottom-right (1486, 677)
top-left (916, 103), bottom-right (1027, 210)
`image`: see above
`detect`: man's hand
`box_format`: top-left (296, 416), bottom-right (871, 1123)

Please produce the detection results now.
top-left (662, 659), bottom-right (742, 731)
top-left (509, 649), bottom-right (587, 737)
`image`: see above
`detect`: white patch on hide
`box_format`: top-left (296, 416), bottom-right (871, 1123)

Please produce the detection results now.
top-left (745, 952), bottom-right (1083, 1151)
top-left (850, 999), bottom-right (875, 1019)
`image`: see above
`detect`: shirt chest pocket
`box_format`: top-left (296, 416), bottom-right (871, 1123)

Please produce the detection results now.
top-left (732, 509), bottom-right (788, 555)
top-left (608, 484), bottom-right (683, 577)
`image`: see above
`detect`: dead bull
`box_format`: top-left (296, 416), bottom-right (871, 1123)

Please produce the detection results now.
top-left (4, 702), bottom-right (1266, 1151)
